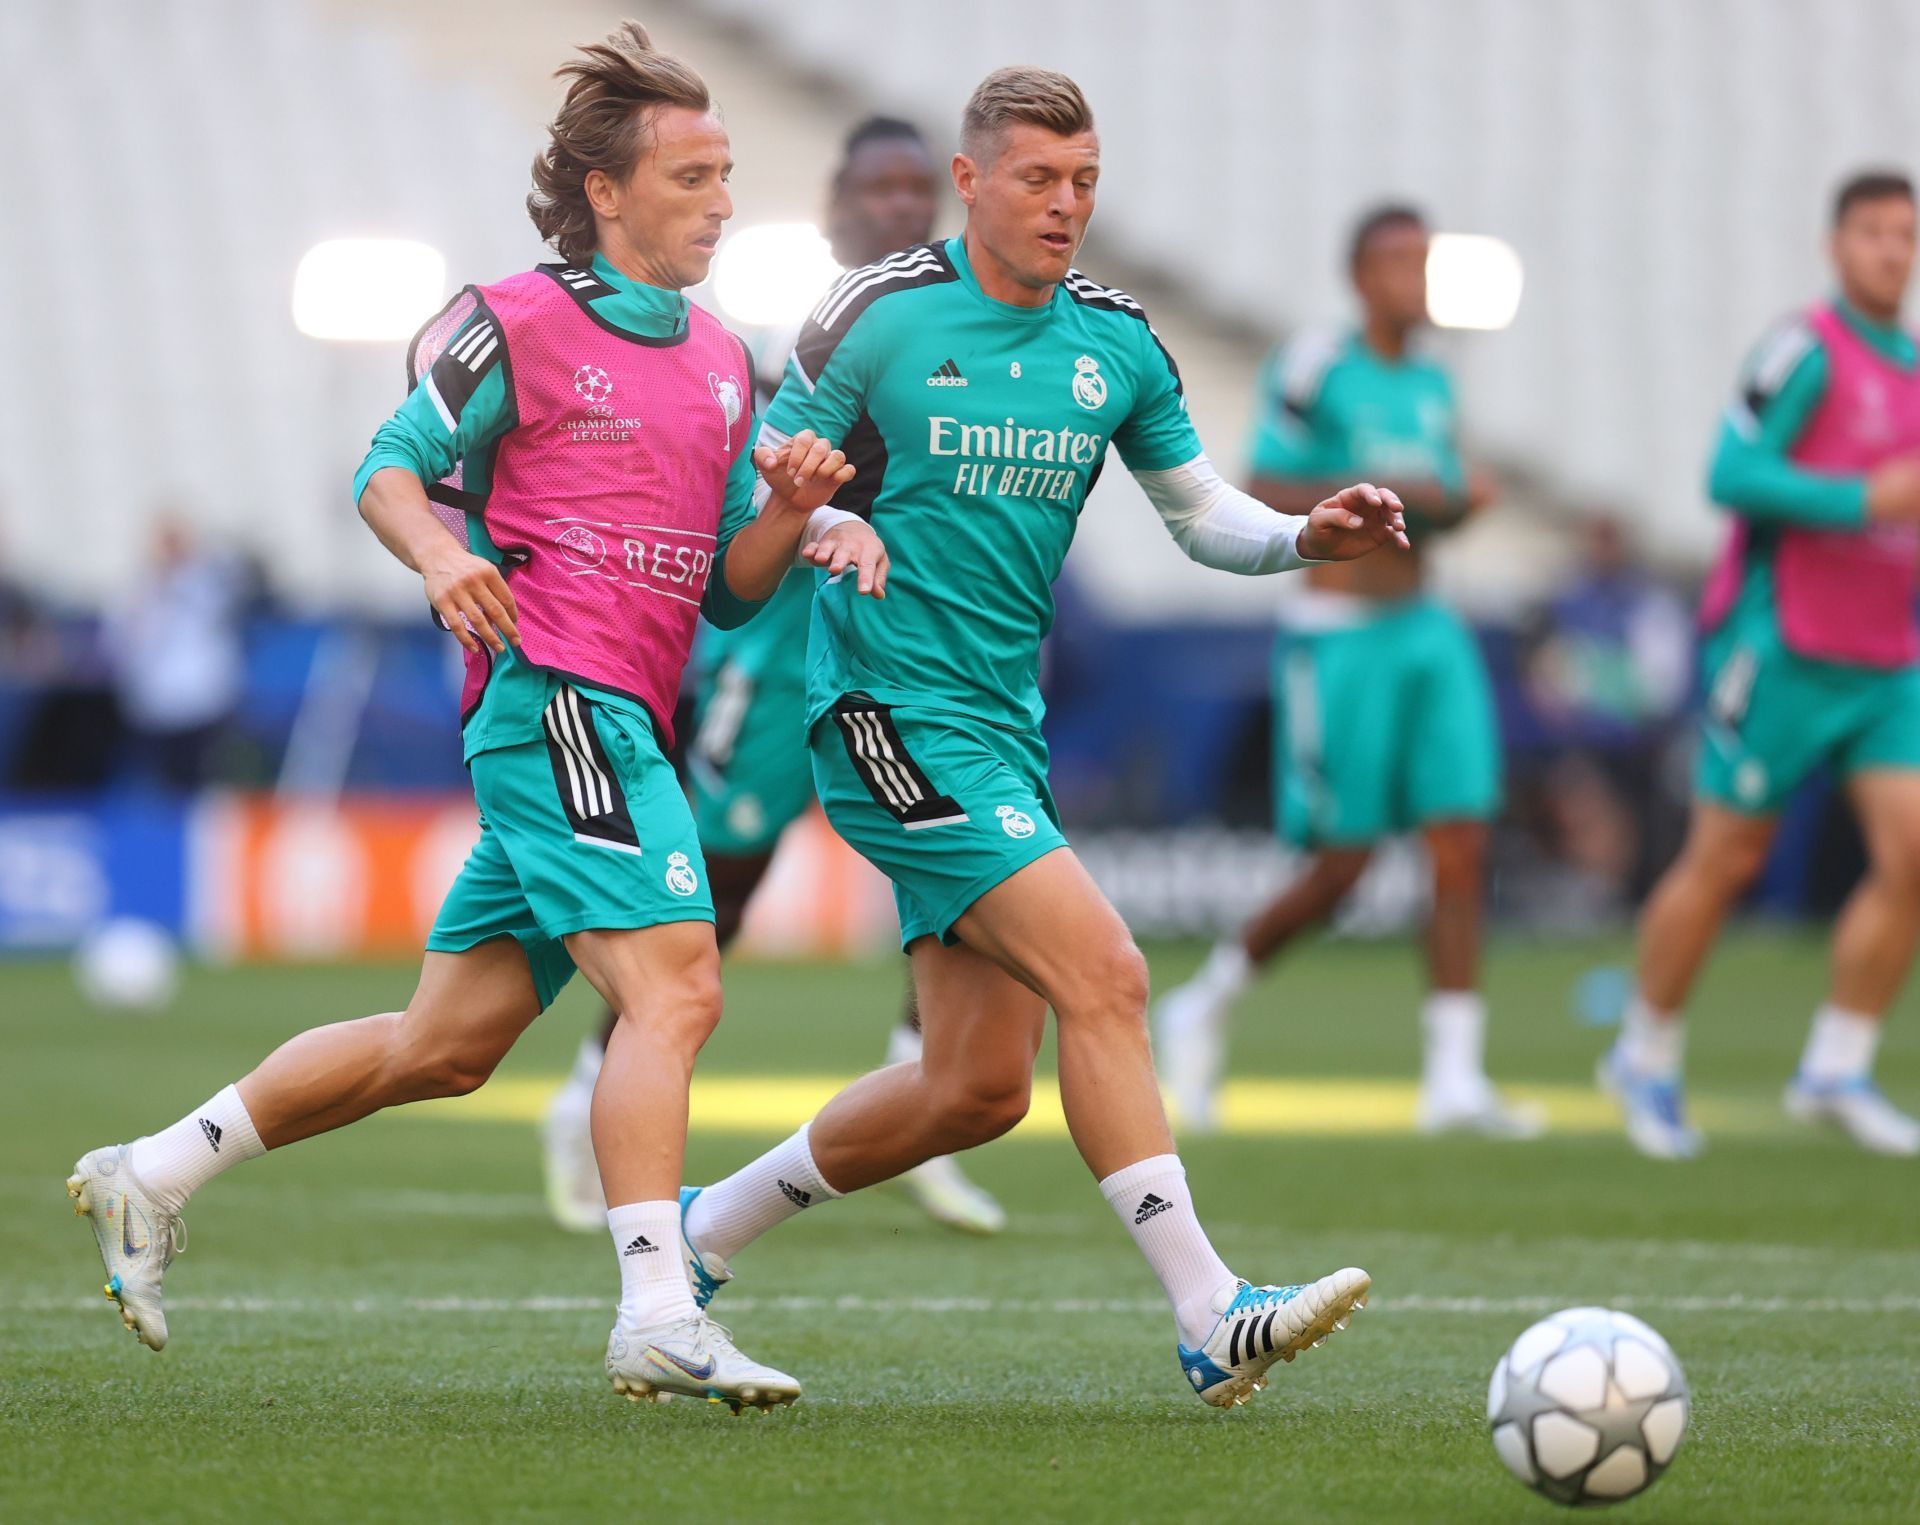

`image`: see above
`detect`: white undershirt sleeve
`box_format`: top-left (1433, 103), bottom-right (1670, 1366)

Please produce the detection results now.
top-left (1131, 453), bottom-right (1319, 574)
top-left (747, 421), bottom-right (863, 563)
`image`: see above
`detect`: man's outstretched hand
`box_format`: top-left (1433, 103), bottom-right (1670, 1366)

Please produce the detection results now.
top-left (755, 429), bottom-right (856, 514)
top-left (1296, 482), bottom-right (1411, 561)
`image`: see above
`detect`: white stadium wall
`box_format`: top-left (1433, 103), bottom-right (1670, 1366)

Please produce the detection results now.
top-left (698, 0), bottom-right (1920, 573)
top-left (8, 0), bottom-right (1920, 613)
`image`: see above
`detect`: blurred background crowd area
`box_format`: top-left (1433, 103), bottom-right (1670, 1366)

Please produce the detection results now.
top-left (3, 0), bottom-right (1907, 956)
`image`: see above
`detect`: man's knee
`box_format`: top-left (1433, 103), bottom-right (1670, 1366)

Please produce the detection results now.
top-left (388, 1013), bottom-right (503, 1100)
top-left (1311, 847), bottom-right (1373, 903)
top-left (621, 948), bottom-right (725, 1050)
top-left (930, 1066), bottom-right (1032, 1147)
top-left (1426, 823), bottom-right (1487, 897)
top-left (1052, 937), bottom-right (1151, 1033)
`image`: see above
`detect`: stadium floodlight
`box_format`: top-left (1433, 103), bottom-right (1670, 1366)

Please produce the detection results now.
top-left (293, 238), bottom-right (448, 342)
top-left (710, 222), bottom-right (843, 328)
top-left (1427, 233), bottom-right (1524, 331)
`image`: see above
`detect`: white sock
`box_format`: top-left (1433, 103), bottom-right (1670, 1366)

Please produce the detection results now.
top-left (1421, 990), bottom-right (1487, 1092)
top-left (608, 1200), bottom-right (698, 1327)
top-left (683, 1123), bottom-right (843, 1263)
top-left (127, 1084), bottom-right (265, 1214)
top-left (886, 1021), bottom-right (922, 1066)
top-left (569, 1035), bottom-right (606, 1088)
top-left (1098, 1153), bottom-right (1234, 1347)
top-left (1799, 1004), bottom-right (1881, 1083)
top-left (1620, 995), bottom-right (1685, 1079)
top-left (1192, 942), bottom-right (1252, 1004)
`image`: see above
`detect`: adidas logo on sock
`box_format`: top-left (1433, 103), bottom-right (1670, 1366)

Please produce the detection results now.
top-left (199, 1118), bottom-right (223, 1152)
top-left (777, 1178), bottom-right (813, 1208)
top-left (622, 1235), bottom-right (659, 1257)
top-left (925, 358), bottom-right (968, 387)
top-left (1134, 1192), bottom-right (1172, 1224)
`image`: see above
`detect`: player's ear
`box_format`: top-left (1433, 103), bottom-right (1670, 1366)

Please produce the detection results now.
top-left (584, 167), bottom-right (621, 220)
top-left (951, 152), bottom-right (976, 208)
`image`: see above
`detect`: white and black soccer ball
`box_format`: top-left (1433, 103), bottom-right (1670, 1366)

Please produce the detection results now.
top-left (1487, 1306), bottom-right (1689, 1506)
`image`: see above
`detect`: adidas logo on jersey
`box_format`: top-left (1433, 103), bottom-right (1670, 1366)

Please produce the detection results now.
top-left (622, 1235), bottom-right (659, 1257)
top-left (926, 358), bottom-right (968, 387)
top-left (199, 1118), bottom-right (223, 1153)
top-left (1135, 1192), bottom-right (1173, 1224)
top-left (777, 1179), bottom-right (813, 1209)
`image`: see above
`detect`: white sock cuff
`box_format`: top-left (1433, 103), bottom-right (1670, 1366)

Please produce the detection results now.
top-left (607, 1198), bottom-right (678, 1230)
top-left (886, 1022), bottom-right (924, 1066)
top-left (790, 1122), bottom-right (845, 1201)
top-left (1625, 994), bottom-right (1679, 1029)
top-left (1097, 1153), bottom-right (1185, 1207)
top-left (1201, 943), bottom-right (1252, 993)
top-left (570, 1037), bottom-right (607, 1087)
top-left (208, 1084), bottom-right (265, 1157)
top-left (1422, 989), bottom-right (1486, 1026)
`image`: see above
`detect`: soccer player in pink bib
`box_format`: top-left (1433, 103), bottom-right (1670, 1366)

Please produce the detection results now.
top-left (1603, 169), bottom-right (1920, 1159)
top-left (64, 23), bottom-right (881, 1413)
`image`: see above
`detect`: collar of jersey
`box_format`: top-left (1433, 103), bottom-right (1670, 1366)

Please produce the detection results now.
top-left (1832, 292), bottom-right (1918, 369)
top-left (582, 252), bottom-right (691, 342)
top-left (946, 234), bottom-right (1059, 323)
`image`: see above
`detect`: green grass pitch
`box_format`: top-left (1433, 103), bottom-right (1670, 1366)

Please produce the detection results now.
top-left (3, 932), bottom-right (1917, 1523)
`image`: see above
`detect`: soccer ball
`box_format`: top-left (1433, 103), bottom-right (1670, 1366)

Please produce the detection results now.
top-left (1487, 1306), bottom-right (1689, 1506)
top-left (74, 917), bottom-right (179, 1012)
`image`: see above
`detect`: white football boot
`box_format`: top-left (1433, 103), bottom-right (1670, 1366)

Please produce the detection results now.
top-left (1416, 1076), bottom-right (1548, 1139)
top-left (1597, 1042), bottom-right (1702, 1160)
top-left (1783, 1074), bottom-right (1920, 1156)
top-left (1153, 978), bottom-right (1231, 1134)
top-left (66, 1143), bottom-right (185, 1351)
top-left (540, 1078), bottom-right (605, 1233)
top-left (899, 1153), bottom-right (1007, 1235)
top-left (606, 1311), bottom-right (801, 1414)
top-left (1176, 1269), bottom-right (1372, 1408)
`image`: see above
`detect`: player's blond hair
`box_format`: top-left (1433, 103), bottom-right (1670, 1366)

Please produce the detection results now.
top-left (527, 21), bottom-right (712, 266)
top-left (959, 67), bottom-right (1095, 165)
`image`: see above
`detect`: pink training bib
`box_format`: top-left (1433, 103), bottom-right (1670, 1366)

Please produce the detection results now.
top-left (410, 265), bottom-right (752, 738)
top-left (1701, 302), bottom-right (1920, 668)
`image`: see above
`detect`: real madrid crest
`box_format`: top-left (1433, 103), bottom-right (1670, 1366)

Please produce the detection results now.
top-left (1071, 354), bottom-right (1107, 411)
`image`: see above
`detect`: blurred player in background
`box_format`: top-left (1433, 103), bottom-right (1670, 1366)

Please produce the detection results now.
top-left (672, 68), bottom-right (1406, 1409)
top-left (541, 115), bottom-right (1008, 1238)
top-left (1602, 169), bottom-right (1920, 1159)
top-left (1155, 204), bottom-right (1540, 1140)
top-left (64, 22), bottom-right (881, 1412)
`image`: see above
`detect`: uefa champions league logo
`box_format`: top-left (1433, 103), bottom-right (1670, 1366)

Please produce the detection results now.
top-left (996, 805), bottom-right (1036, 839)
top-left (709, 372), bottom-right (743, 449)
top-left (664, 850), bottom-right (699, 897)
top-left (573, 364), bottom-right (613, 404)
top-left (1071, 354), bottom-right (1107, 411)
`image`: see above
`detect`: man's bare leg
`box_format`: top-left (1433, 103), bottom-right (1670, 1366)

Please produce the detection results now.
top-left (70, 937), bottom-right (543, 1349)
top-left (686, 848), bottom-right (1371, 1389)
top-left (544, 852), bottom-right (770, 1230)
top-left (1155, 848), bottom-right (1371, 1129)
top-left (1605, 800), bottom-right (1778, 1157)
top-left (1414, 820), bottom-right (1540, 1135)
top-left (1785, 770), bottom-right (1920, 1153)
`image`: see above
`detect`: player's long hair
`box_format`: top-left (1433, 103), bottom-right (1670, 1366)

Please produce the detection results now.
top-left (527, 21), bottom-right (711, 266)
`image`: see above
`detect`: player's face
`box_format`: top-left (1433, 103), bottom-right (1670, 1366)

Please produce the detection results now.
top-left (955, 123), bottom-right (1100, 293)
top-left (828, 139), bottom-right (939, 267)
top-left (1353, 221), bottom-right (1430, 333)
top-left (589, 106), bottom-right (734, 290)
top-left (1831, 194), bottom-right (1917, 320)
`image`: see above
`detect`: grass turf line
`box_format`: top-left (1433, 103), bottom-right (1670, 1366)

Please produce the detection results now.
top-left (2, 932), bottom-right (1916, 1524)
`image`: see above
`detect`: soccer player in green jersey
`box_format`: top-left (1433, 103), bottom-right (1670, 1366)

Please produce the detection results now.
top-left (542, 116), bottom-right (1008, 1239)
top-left (1602, 171), bottom-right (1920, 1159)
top-left (64, 24), bottom-right (882, 1412)
top-left (669, 68), bottom-right (1409, 1408)
top-left (1154, 204), bottom-right (1541, 1141)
